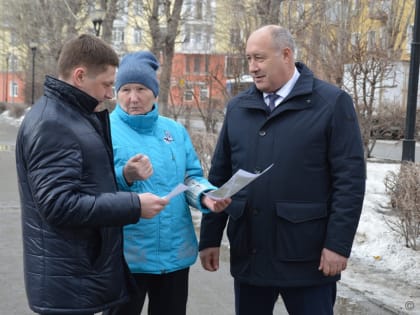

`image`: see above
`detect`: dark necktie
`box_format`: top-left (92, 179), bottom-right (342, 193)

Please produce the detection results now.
top-left (268, 93), bottom-right (279, 112)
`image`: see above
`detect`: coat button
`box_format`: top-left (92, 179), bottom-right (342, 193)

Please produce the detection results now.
top-left (259, 130), bottom-right (266, 136)
top-left (251, 248), bottom-right (257, 254)
top-left (253, 209), bottom-right (259, 215)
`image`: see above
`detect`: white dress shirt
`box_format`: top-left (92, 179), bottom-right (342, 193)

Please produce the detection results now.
top-left (264, 67), bottom-right (301, 109)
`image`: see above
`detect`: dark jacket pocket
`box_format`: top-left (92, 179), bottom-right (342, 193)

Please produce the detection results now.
top-left (274, 202), bottom-right (328, 261)
top-left (226, 199), bottom-right (250, 258)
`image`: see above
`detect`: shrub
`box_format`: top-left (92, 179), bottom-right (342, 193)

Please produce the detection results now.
top-left (189, 130), bottom-right (218, 177)
top-left (370, 103), bottom-right (405, 140)
top-left (384, 162), bottom-right (420, 250)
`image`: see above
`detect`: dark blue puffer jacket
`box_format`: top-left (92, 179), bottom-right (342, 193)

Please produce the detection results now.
top-left (15, 76), bottom-right (141, 314)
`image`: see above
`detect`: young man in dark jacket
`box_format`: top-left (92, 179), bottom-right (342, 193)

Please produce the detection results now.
top-left (199, 25), bottom-right (366, 315)
top-left (15, 34), bottom-right (168, 315)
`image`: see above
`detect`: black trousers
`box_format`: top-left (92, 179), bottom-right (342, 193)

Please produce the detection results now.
top-left (234, 280), bottom-right (336, 315)
top-left (103, 267), bottom-right (189, 315)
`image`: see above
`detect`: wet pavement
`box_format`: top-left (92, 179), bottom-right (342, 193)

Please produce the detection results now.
top-left (0, 117), bottom-right (413, 314)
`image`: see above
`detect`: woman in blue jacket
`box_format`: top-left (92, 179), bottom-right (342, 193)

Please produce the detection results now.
top-left (105, 51), bottom-right (230, 315)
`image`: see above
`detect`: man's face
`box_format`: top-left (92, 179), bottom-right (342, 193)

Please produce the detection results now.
top-left (245, 30), bottom-right (292, 93)
top-left (79, 65), bottom-right (116, 105)
top-left (117, 83), bottom-right (156, 115)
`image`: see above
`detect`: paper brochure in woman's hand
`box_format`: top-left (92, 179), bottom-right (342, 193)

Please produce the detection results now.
top-left (163, 183), bottom-right (189, 200)
top-left (205, 164), bottom-right (274, 200)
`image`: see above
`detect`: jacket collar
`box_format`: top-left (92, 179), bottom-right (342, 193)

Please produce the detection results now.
top-left (114, 103), bottom-right (159, 133)
top-left (44, 75), bottom-right (99, 114)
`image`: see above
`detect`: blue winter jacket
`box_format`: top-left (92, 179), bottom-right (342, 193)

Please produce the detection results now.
top-left (110, 104), bottom-right (216, 274)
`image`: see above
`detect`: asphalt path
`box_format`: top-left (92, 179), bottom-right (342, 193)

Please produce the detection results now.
top-left (371, 140), bottom-right (420, 162)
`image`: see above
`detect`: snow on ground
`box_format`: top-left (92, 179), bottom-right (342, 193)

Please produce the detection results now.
top-left (352, 162), bottom-right (419, 283)
top-left (0, 110), bottom-right (24, 127)
top-left (342, 161), bottom-right (420, 314)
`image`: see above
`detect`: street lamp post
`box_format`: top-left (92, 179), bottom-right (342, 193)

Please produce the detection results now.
top-left (91, 7), bottom-right (105, 37)
top-left (29, 42), bottom-right (37, 105)
top-left (402, 0), bottom-right (420, 162)
top-left (4, 54), bottom-right (10, 103)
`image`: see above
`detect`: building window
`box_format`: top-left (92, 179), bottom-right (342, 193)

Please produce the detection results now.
top-left (200, 86), bottom-right (208, 101)
top-left (352, 0), bottom-right (360, 12)
top-left (325, 2), bottom-right (341, 24)
top-left (184, 89), bottom-right (193, 101)
top-left (9, 54), bottom-right (18, 71)
top-left (112, 28), bottom-right (124, 43)
top-left (195, 32), bottom-right (202, 46)
top-left (195, 0), bottom-right (203, 19)
top-left (183, 25), bottom-right (191, 44)
top-left (230, 28), bottom-right (241, 46)
top-left (194, 55), bottom-right (201, 74)
top-left (10, 81), bottom-right (18, 97)
top-left (117, 0), bottom-right (128, 15)
top-left (368, 0), bottom-right (375, 13)
top-left (351, 32), bottom-right (360, 47)
top-left (225, 55), bottom-right (246, 77)
top-left (379, 27), bottom-right (388, 49)
top-left (10, 33), bottom-right (18, 46)
top-left (158, 0), bottom-right (166, 16)
top-left (296, 2), bottom-right (305, 17)
top-left (184, 0), bottom-right (193, 20)
top-left (185, 55), bottom-right (191, 73)
top-left (133, 29), bottom-right (142, 44)
top-left (204, 55), bottom-right (209, 73)
top-left (133, 1), bottom-right (143, 15)
top-left (367, 30), bottom-right (376, 51)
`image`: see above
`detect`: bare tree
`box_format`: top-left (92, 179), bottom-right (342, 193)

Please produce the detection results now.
top-left (300, 1), bottom-right (353, 85)
top-left (385, 0), bottom-right (414, 57)
top-left (1, 0), bottom-right (90, 104)
top-left (189, 130), bottom-right (218, 177)
top-left (99, 0), bottom-right (121, 44)
top-left (169, 60), bottom-right (227, 133)
top-left (256, 0), bottom-right (283, 25)
top-left (336, 0), bottom-right (413, 158)
top-left (0, 0), bottom-right (126, 105)
top-left (344, 38), bottom-right (396, 158)
top-left (129, 0), bottom-right (184, 116)
top-left (190, 72), bottom-right (226, 134)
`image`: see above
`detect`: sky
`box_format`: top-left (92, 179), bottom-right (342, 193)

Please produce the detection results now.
top-left (2, 110), bottom-right (420, 313)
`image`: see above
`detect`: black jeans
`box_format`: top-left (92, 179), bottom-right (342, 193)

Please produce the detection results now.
top-left (103, 267), bottom-right (190, 315)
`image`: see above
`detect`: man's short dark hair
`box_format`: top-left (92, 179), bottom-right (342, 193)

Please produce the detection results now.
top-left (58, 34), bottom-right (119, 79)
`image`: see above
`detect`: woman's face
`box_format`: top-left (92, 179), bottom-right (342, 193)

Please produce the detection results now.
top-left (117, 83), bottom-right (156, 115)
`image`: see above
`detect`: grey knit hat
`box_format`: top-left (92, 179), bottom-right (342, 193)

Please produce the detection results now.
top-left (115, 51), bottom-right (160, 96)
